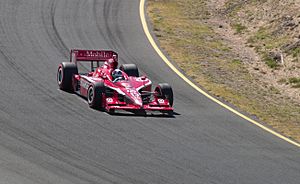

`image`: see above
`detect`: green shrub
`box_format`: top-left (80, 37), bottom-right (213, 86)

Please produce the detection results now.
top-left (291, 47), bottom-right (300, 58)
top-left (288, 77), bottom-right (300, 84)
top-left (288, 77), bottom-right (300, 88)
top-left (232, 23), bottom-right (247, 34)
top-left (264, 56), bottom-right (279, 69)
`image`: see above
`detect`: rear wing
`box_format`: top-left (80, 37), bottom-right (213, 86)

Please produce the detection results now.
top-left (70, 49), bottom-right (118, 63)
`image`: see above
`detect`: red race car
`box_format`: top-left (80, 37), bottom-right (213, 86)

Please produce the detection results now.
top-left (57, 49), bottom-right (174, 115)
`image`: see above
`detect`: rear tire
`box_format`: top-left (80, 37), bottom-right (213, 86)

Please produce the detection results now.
top-left (57, 62), bottom-right (78, 92)
top-left (155, 83), bottom-right (174, 107)
top-left (87, 82), bottom-right (105, 109)
top-left (119, 64), bottom-right (139, 77)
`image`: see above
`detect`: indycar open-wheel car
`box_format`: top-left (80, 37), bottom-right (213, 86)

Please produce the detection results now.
top-left (57, 49), bottom-right (174, 115)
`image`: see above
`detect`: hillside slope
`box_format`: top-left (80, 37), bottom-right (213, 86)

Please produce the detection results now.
top-left (147, 0), bottom-right (300, 142)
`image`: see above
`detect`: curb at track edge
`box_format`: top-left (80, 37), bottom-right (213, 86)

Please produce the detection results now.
top-left (139, 0), bottom-right (300, 148)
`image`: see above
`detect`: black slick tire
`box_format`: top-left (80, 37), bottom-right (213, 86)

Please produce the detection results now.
top-left (57, 62), bottom-right (78, 92)
top-left (87, 82), bottom-right (105, 109)
top-left (119, 64), bottom-right (139, 77)
top-left (155, 83), bottom-right (174, 107)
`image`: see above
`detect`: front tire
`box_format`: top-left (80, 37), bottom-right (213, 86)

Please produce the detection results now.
top-left (155, 83), bottom-right (174, 107)
top-left (87, 82), bottom-right (105, 109)
top-left (57, 62), bottom-right (78, 92)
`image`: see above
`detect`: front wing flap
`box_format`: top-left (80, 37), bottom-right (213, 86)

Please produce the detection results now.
top-left (104, 96), bottom-right (173, 112)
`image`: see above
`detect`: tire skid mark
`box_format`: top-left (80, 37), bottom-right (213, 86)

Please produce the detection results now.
top-left (0, 1), bottom-right (201, 179)
top-left (0, 0), bottom-right (299, 183)
top-left (0, 2), bottom-right (134, 182)
top-left (41, 0), bottom-right (69, 58)
top-left (0, 1), bottom-right (58, 93)
top-left (95, 0), bottom-right (138, 64)
top-left (0, 122), bottom-right (132, 184)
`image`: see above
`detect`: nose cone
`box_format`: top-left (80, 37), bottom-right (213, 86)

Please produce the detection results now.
top-left (128, 92), bottom-right (143, 107)
top-left (123, 88), bottom-right (143, 107)
top-left (133, 97), bottom-right (143, 107)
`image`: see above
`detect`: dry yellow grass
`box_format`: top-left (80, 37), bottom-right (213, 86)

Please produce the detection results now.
top-left (147, 0), bottom-right (300, 143)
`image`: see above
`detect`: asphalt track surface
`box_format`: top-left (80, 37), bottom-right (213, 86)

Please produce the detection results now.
top-left (0, 0), bottom-right (299, 183)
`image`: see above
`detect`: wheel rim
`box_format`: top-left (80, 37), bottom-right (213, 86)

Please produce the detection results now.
top-left (88, 87), bottom-right (94, 104)
top-left (57, 67), bottom-right (63, 85)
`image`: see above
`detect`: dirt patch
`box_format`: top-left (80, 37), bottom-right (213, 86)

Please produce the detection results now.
top-left (220, 0), bottom-right (300, 102)
top-left (147, 0), bottom-right (300, 143)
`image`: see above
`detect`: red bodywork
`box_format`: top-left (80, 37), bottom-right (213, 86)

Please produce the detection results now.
top-left (70, 49), bottom-right (173, 113)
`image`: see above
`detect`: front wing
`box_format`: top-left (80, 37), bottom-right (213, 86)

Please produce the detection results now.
top-left (104, 97), bottom-right (173, 112)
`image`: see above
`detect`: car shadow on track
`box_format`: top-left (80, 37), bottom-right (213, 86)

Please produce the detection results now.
top-left (88, 106), bottom-right (180, 118)
top-left (105, 111), bottom-right (180, 118)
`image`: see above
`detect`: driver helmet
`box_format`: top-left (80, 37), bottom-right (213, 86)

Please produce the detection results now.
top-left (112, 69), bottom-right (123, 80)
top-left (107, 58), bottom-right (118, 69)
